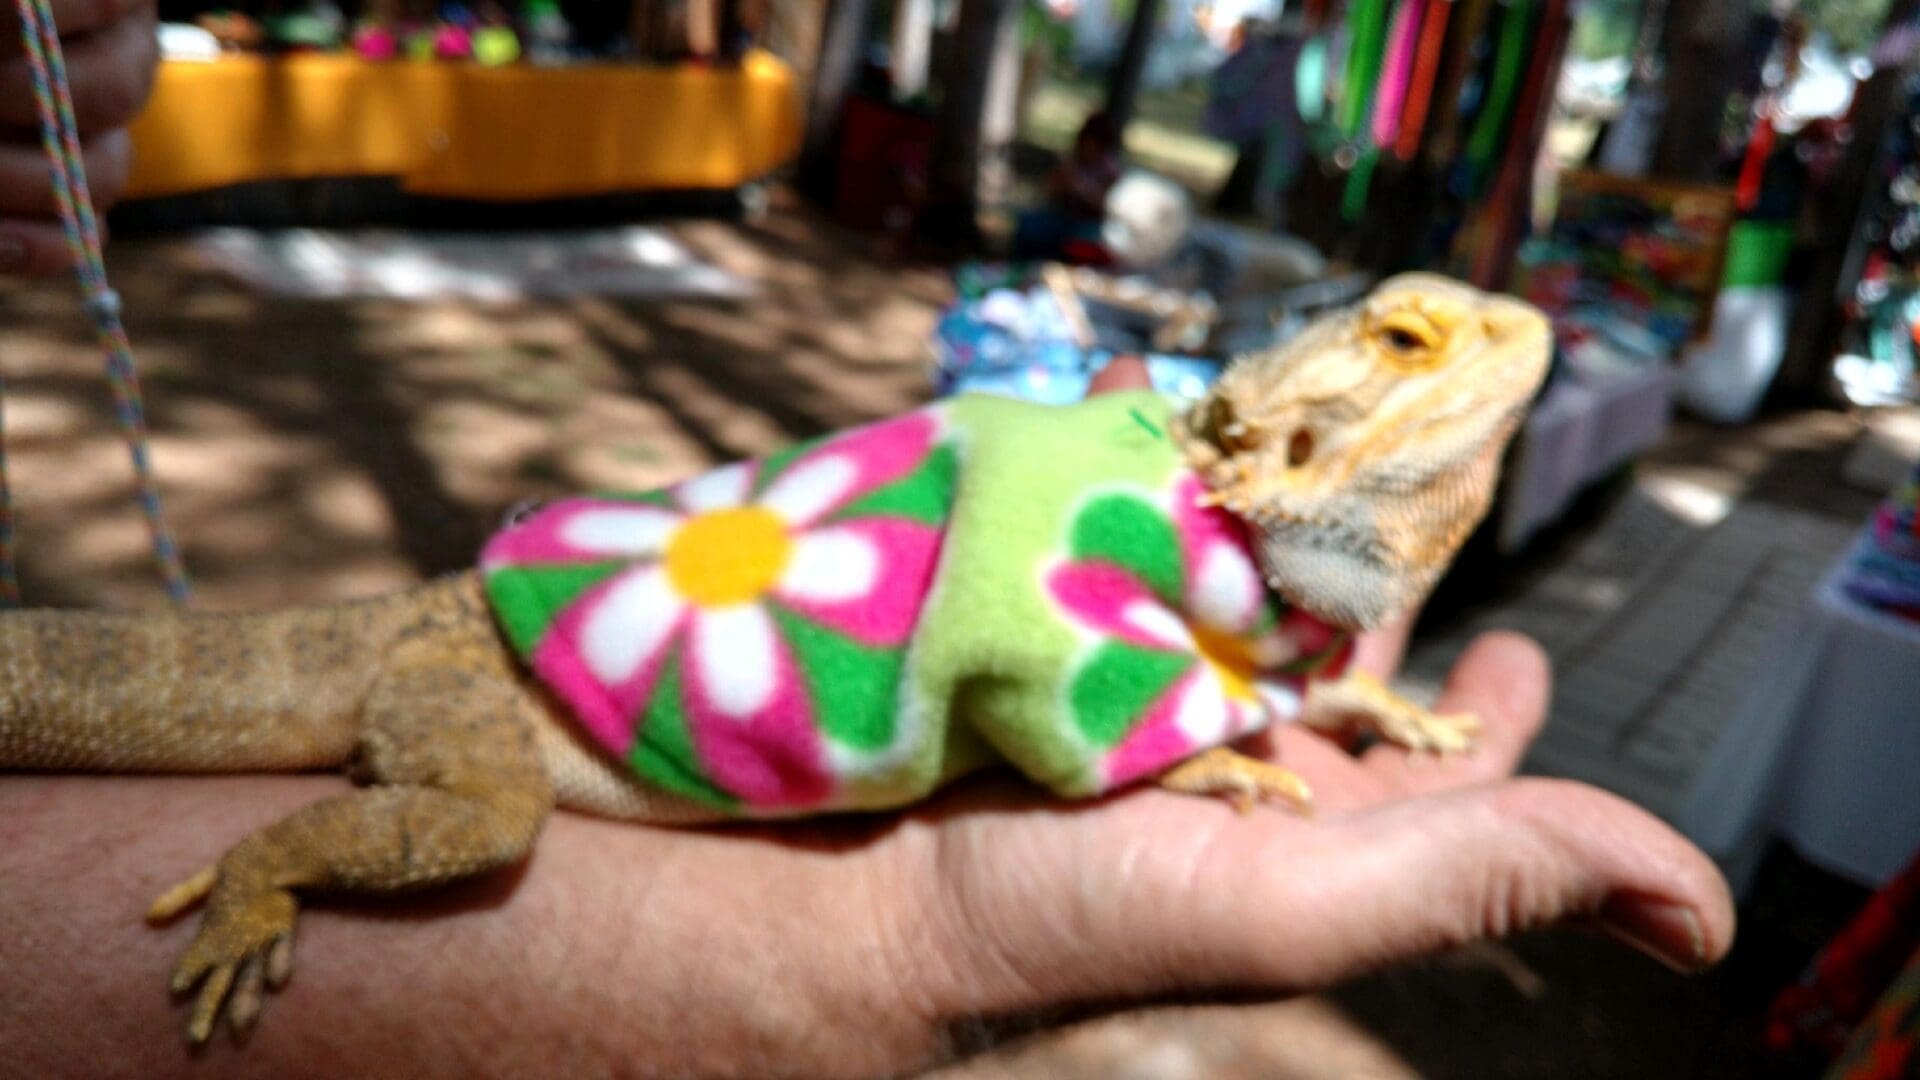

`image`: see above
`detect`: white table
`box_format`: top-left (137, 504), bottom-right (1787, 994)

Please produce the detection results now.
top-left (1497, 356), bottom-right (1675, 552)
top-left (1676, 533), bottom-right (1920, 896)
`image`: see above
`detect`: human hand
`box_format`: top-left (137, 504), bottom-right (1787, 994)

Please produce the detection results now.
top-left (0, 359), bottom-right (1734, 1077)
top-left (0, 0), bottom-right (157, 274)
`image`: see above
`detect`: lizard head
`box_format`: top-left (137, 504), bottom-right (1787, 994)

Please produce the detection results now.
top-left (1175, 273), bottom-right (1552, 631)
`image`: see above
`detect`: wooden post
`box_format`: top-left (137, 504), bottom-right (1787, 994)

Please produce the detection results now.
top-left (891, 0), bottom-right (934, 98)
top-left (1649, 0), bottom-right (1754, 182)
top-left (925, 0), bottom-right (1020, 241)
top-left (1106, 0), bottom-right (1164, 132)
top-left (1777, 0), bottom-right (1920, 398)
top-left (797, 0), bottom-right (878, 200)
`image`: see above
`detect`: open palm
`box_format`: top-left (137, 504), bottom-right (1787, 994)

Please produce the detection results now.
top-left (0, 361), bottom-right (1733, 1077)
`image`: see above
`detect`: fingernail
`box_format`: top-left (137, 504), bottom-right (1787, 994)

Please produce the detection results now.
top-left (1599, 894), bottom-right (1708, 973)
top-left (0, 231), bottom-right (28, 273)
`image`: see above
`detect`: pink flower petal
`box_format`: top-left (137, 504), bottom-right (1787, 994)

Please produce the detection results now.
top-left (682, 610), bottom-right (833, 808)
top-left (774, 519), bottom-right (943, 648)
top-left (1048, 561), bottom-right (1189, 651)
top-left (480, 497), bottom-right (683, 568)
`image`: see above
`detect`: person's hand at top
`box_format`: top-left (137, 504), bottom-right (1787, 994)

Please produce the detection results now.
top-left (1, 0), bottom-right (157, 275)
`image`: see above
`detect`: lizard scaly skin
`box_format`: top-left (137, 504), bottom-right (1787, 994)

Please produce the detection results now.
top-left (0, 273), bottom-right (1551, 1044)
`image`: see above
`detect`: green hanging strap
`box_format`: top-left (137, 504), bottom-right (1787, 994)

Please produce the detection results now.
top-left (1462, 0), bottom-right (1532, 194)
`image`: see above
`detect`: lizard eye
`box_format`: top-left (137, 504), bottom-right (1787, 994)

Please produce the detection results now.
top-left (1373, 310), bottom-right (1443, 365)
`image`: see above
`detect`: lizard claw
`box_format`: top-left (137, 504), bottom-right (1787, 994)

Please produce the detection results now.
top-left (1389, 709), bottom-right (1480, 755)
top-left (158, 871), bottom-right (299, 1044)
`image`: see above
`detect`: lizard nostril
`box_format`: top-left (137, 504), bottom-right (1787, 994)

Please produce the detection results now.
top-left (1287, 428), bottom-right (1314, 467)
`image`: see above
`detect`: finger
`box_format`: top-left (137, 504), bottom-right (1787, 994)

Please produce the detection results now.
top-left (0, 127), bottom-right (131, 223)
top-left (1350, 609), bottom-right (1415, 680)
top-left (1086, 355), bottom-right (1151, 395)
top-left (1360, 630), bottom-right (1549, 792)
top-left (0, 5), bottom-right (157, 133)
top-left (0, 0), bottom-right (151, 54)
top-left (0, 218), bottom-right (77, 275)
top-left (940, 777), bottom-right (1733, 1020)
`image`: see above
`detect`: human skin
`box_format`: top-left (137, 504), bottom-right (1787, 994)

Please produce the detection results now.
top-left (0, 0), bottom-right (157, 275)
top-left (0, 359), bottom-right (1735, 1076)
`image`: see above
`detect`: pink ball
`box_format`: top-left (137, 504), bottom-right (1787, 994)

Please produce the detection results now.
top-left (434, 24), bottom-right (472, 59)
top-left (354, 25), bottom-right (398, 60)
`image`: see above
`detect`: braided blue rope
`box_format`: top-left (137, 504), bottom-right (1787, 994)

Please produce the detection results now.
top-left (10, 0), bottom-right (191, 605)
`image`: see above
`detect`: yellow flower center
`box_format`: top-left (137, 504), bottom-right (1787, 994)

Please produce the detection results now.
top-left (664, 507), bottom-right (792, 607)
top-left (1189, 623), bottom-right (1260, 703)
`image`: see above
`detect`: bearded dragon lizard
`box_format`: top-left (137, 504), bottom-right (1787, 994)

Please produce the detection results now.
top-left (0, 273), bottom-right (1551, 1045)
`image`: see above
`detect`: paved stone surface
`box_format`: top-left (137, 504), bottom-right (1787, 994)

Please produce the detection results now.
top-left (1399, 431), bottom-right (1877, 821)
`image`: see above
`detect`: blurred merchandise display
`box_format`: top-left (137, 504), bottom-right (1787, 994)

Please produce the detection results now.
top-left (1843, 461), bottom-right (1920, 622)
top-left (1834, 67), bottom-right (1920, 407)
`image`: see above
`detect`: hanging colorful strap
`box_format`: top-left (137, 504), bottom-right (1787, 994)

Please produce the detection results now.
top-left (1369, 0), bottom-right (1423, 151)
top-left (1336, 0), bottom-right (1390, 140)
top-left (1461, 0), bottom-right (1533, 196)
top-left (1393, 0), bottom-right (1453, 160)
top-left (9, 0), bottom-right (191, 605)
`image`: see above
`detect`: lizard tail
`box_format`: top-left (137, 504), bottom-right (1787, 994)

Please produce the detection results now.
top-left (0, 576), bottom-right (483, 773)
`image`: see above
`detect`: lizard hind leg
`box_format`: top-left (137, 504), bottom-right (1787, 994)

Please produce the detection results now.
top-left (147, 659), bottom-right (555, 1044)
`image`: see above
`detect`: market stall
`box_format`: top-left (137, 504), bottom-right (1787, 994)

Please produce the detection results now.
top-left (125, 50), bottom-right (800, 201)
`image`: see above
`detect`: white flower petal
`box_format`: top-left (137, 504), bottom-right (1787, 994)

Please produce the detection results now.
top-left (1173, 671), bottom-right (1232, 746)
top-left (758, 454), bottom-right (858, 527)
top-left (1257, 681), bottom-right (1304, 725)
top-left (691, 604), bottom-right (779, 718)
top-left (675, 462), bottom-right (753, 512)
top-left (779, 528), bottom-right (879, 604)
top-left (560, 505), bottom-right (682, 557)
top-left (580, 568), bottom-right (684, 684)
top-left (1189, 542), bottom-right (1263, 632)
top-left (1123, 601), bottom-right (1194, 651)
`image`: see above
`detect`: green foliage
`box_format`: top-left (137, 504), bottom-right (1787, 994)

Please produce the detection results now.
top-left (1569, 0), bottom-right (1641, 60)
top-left (1797, 0), bottom-right (1892, 54)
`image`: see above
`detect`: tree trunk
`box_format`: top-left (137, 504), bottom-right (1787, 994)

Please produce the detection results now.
top-left (925, 0), bottom-right (1020, 242)
top-left (797, 0), bottom-right (877, 201)
top-left (1777, 0), bottom-right (1920, 398)
top-left (1649, 0), bottom-right (1753, 182)
top-left (1106, 0), bottom-right (1164, 132)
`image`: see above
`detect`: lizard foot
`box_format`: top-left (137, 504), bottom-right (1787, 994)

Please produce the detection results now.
top-left (149, 864), bottom-right (298, 1044)
top-left (1372, 704), bottom-right (1481, 755)
top-left (1303, 671), bottom-right (1481, 756)
top-left (1158, 746), bottom-right (1313, 814)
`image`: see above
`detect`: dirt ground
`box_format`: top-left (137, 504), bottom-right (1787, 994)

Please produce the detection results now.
top-left (0, 195), bottom-right (1880, 1077)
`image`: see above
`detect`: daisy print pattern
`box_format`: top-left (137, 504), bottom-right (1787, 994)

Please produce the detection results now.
top-left (1046, 473), bottom-right (1352, 791)
top-left (481, 408), bottom-right (956, 811)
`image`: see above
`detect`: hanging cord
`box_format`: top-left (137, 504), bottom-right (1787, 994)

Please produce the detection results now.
top-left (9, 0), bottom-right (191, 605)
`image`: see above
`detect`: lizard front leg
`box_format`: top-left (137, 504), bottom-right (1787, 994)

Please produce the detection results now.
top-left (1158, 746), bottom-right (1314, 813)
top-left (148, 659), bottom-right (554, 1043)
top-left (1300, 670), bottom-right (1480, 754)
